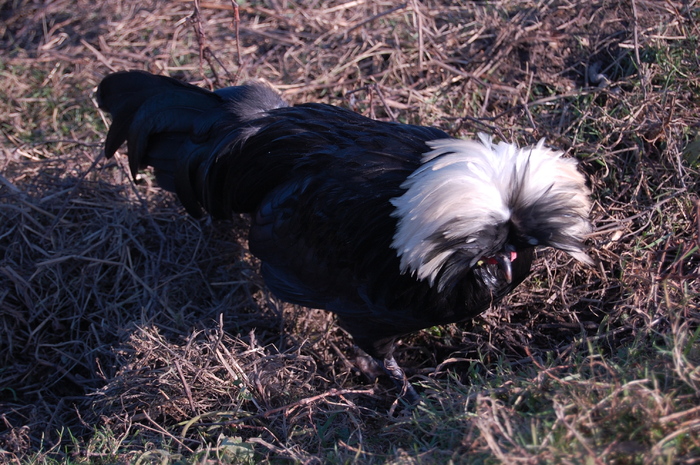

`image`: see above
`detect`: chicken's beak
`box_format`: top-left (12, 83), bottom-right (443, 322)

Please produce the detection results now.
top-left (494, 252), bottom-right (513, 284)
top-left (480, 248), bottom-right (517, 285)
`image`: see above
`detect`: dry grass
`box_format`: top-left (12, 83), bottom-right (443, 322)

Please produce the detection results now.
top-left (0, 0), bottom-right (699, 463)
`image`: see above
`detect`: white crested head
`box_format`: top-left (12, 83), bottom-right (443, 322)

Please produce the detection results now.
top-left (390, 134), bottom-right (592, 289)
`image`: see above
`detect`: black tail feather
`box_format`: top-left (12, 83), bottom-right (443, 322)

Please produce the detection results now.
top-left (96, 71), bottom-right (291, 219)
top-left (97, 71), bottom-right (215, 160)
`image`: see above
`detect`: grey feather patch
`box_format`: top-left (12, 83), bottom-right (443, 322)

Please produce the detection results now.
top-left (218, 83), bottom-right (288, 121)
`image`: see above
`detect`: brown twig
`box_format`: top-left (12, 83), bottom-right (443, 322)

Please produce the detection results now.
top-left (229, 0), bottom-right (243, 84)
top-left (346, 84), bottom-right (397, 122)
top-left (696, 199), bottom-right (700, 249)
top-left (175, 361), bottom-right (198, 414)
top-left (190, 388), bottom-right (375, 428)
top-left (189, 0), bottom-right (237, 87)
top-left (189, 0), bottom-right (215, 88)
top-left (630, 0), bottom-right (648, 99)
top-left (345, 3), bottom-right (407, 35)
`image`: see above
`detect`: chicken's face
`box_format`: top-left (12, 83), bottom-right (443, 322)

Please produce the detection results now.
top-left (448, 218), bottom-right (529, 292)
top-left (390, 135), bottom-right (592, 293)
top-left (477, 247), bottom-right (517, 285)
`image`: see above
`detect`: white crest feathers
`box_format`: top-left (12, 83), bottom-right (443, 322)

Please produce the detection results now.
top-left (390, 134), bottom-right (592, 287)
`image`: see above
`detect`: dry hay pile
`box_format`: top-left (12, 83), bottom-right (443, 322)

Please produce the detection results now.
top-left (0, 0), bottom-right (698, 462)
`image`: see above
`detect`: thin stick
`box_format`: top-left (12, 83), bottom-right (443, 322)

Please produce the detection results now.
top-left (190, 388), bottom-right (375, 427)
top-left (346, 4), bottom-right (407, 34)
top-left (696, 199), bottom-right (700, 249)
top-left (370, 82), bottom-right (397, 122)
top-left (230, 0), bottom-right (243, 84)
top-left (189, 0), bottom-right (237, 87)
top-left (346, 84), bottom-right (397, 122)
top-left (630, 0), bottom-right (648, 99)
top-left (190, 0), bottom-right (216, 88)
top-left (412, 0), bottom-right (424, 69)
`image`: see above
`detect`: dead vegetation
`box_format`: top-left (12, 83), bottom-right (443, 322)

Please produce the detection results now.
top-left (0, 0), bottom-right (699, 463)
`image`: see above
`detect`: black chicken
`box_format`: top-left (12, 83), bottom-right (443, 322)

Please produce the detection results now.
top-left (97, 71), bottom-right (592, 403)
